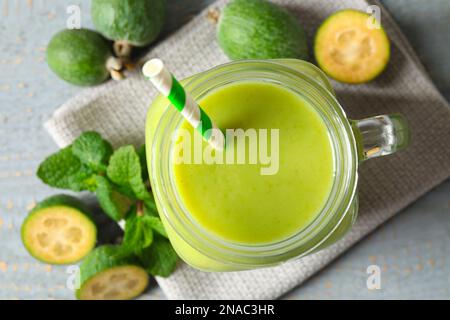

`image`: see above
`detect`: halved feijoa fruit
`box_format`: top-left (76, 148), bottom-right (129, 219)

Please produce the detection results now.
top-left (314, 9), bottom-right (390, 84)
top-left (77, 245), bottom-right (149, 300)
top-left (21, 194), bottom-right (97, 264)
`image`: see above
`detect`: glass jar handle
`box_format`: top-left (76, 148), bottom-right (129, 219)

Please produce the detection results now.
top-left (351, 114), bottom-right (411, 161)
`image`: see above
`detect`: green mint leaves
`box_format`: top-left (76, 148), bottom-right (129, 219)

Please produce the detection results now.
top-left (95, 175), bottom-right (132, 221)
top-left (144, 214), bottom-right (168, 238)
top-left (121, 200), bottom-right (176, 278)
top-left (120, 202), bottom-right (170, 257)
top-left (106, 145), bottom-right (151, 201)
top-left (37, 132), bottom-right (150, 222)
top-left (121, 205), bottom-right (154, 255)
top-left (36, 131), bottom-right (179, 284)
top-left (72, 131), bottom-right (113, 172)
top-left (139, 235), bottom-right (179, 277)
top-left (37, 131), bottom-right (113, 191)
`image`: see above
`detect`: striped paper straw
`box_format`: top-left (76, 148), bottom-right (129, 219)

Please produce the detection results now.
top-left (142, 58), bottom-right (225, 150)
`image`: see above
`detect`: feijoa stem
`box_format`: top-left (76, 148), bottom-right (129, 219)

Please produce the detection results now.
top-left (113, 40), bottom-right (133, 60)
top-left (206, 8), bottom-right (220, 24)
top-left (106, 56), bottom-right (124, 81)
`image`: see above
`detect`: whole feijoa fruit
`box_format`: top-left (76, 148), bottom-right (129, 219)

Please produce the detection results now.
top-left (91, 0), bottom-right (166, 57)
top-left (47, 29), bottom-right (121, 86)
top-left (217, 0), bottom-right (309, 60)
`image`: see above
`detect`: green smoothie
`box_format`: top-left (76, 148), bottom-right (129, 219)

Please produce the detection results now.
top-left (173, 82), bottom-right (334, 244)
top-left (146, 59), bottom-right (409, 271)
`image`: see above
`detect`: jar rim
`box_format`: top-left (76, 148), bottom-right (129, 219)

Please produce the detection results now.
top-left (150, 59), bottom-right (359, 266)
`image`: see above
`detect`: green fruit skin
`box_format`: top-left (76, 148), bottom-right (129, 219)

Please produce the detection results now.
top-left (21, 194), bottom-right (97, 264)
top-left (217, 0), bottom-right (309, 60)
top-left (47, 29), bottom-right (112, 86)
top-left (91, 0), bottom-right (166, 46)
top-left (30, 194), bottom-right (93, 216)
top-left (76, 245), bottom-right (146, 299)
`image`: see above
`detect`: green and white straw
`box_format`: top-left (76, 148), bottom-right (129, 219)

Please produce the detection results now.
top-left (142, 58), bottom-right (225, 150)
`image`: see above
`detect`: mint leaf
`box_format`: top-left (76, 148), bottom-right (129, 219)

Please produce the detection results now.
top-left (145, 215), bottom-right (168, 238)
top-left (121, 207), bottom-right (154, 255)
top-left (138, 235), bottom-right (178, 277)
top-left (142, 203), bottom-right (168, 238)
top-left (95, 175), bottom-right (132, 221)
top-left (37, 146), bottom-right (95, 191)
top-left (106, 146), bottom-right (140, 187)
top-left (72, 131), bottom-right (113, 172)
top-left (106, 145), bottom-right (152, 201)
top-left (143, 193), bottom-right (158, 216)
top-left (137, 144), bottom-right (148, 179)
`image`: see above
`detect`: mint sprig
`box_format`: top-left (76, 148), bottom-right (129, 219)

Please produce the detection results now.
top-left (107, 145), bottom-right (153, 202)
top-left (138, 235), bottom-right (179, 277)
top-left (137, 144), bottom-right (148, 179)
top-left (36, 131), bottom-right (179, 285)
top-left (120, 202), bottom-right (153, 254)
top-left (37, 146), bottom-right (96, 192)
top-left (95, 175), bottom-right (132, 221)
top-left (119, 200), bottom-right (170, 257)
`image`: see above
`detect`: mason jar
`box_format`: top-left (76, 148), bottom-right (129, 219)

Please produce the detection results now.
top-left (145, 59), bottom-right (410, 271)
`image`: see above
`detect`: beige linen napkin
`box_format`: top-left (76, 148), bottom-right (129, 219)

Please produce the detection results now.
top-left (45, 0), bottom-right (450, 299)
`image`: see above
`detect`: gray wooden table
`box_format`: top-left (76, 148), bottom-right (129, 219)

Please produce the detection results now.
top-left (0, 0), bottom-right (449, 299)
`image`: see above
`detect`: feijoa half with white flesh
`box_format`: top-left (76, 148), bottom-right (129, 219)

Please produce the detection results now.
top-left (77, 246), bottom-right (149, 300)
top-left (21, 195), bottom-right (97, 264)
top-left (314, 9), bottom-right (390, 84)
